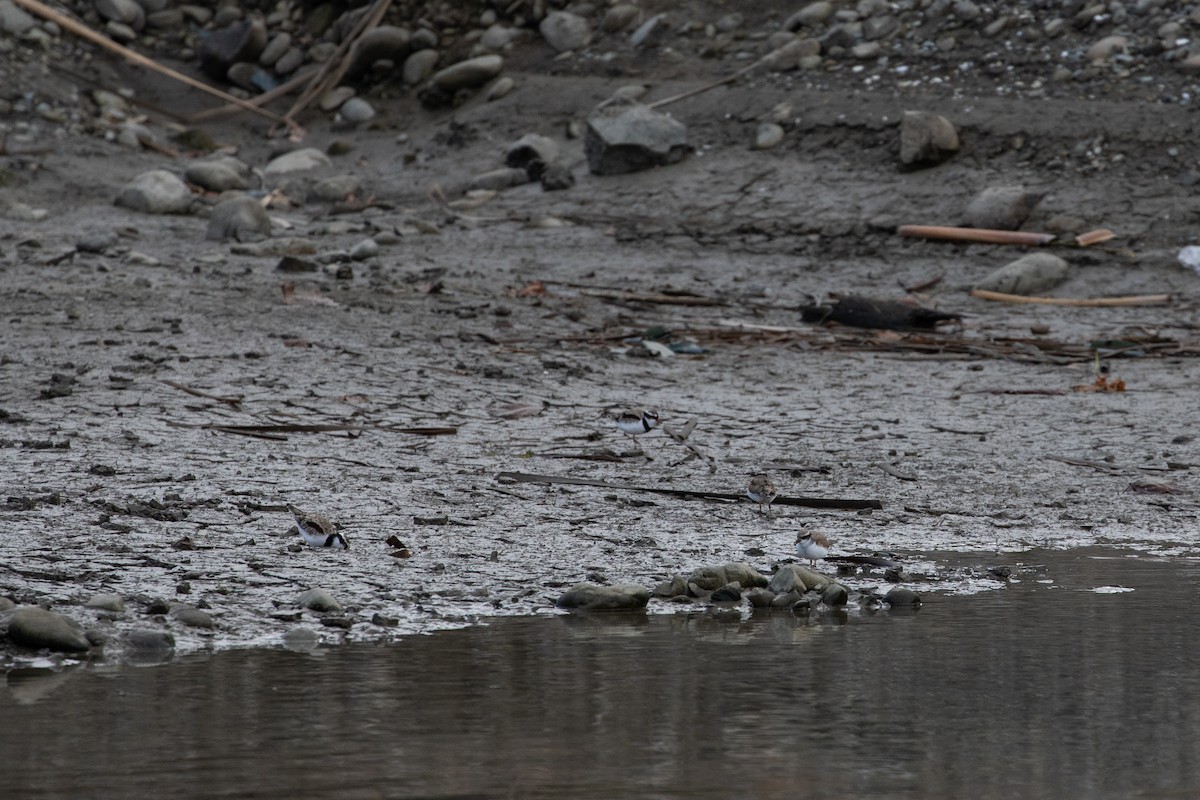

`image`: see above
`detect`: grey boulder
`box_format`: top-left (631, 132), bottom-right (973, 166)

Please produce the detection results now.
top-left (7, 606), bottom-right (91, 652)
top-left (585, 101), bottom-right (689, 175)
top-left (557, 582), bottom-right (649, 611)
top-left (206, 196), bottom-right (272, 242)
top-left (115, 169), bottom-right (194, 215)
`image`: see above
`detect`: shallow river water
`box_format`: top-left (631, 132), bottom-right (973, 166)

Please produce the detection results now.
top-left (4, 549), bottom-right (1199, 800)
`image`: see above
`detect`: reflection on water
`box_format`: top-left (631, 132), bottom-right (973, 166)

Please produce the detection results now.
top-left (4, 551), bottom-right (1200, 800)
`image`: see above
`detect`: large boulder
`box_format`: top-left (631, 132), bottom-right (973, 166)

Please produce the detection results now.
top-left (7, 606), bottom-right (91, 652)
top-left (557, 583), bottom-right (649, 611)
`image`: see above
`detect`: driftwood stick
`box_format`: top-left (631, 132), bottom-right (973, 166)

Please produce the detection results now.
top-left (898, 225), bottom-right (1056, 246)
top-left (187, 67), bottom-right (320, 123)
top-left (969, 289), bottom-right (1172, 307)
top-left (496, 471), bottom-right (883, 510)
top-left (11, 0), bottom-right (289, 128)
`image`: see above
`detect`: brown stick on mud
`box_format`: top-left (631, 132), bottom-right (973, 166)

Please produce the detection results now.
top-left (898, 225), bottom-right (1057, 246)
top-left (969, 289), bottom-right (1172, 307)
top-left (496, 471), bottom-right (883, 510)
top-left (11, 0), bottom-right (289, 128)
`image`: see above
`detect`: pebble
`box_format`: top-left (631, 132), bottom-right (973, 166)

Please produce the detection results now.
top-left (0, 0), bottom-right (36, 35)
top-left (1088, 35), bottom-right (1128, 64)
top-left (710, 582), bottom-right (743, 602)
top-left (540, 162), bottom-right (575, 191)
top-left (199, 19), bottom-right (267, 80)
top-left (170, 604), bottom-right (215, 629)
top-left (505, 133), bottom-right (559, 173)
top-left (821, 583), bottom-right (849, 607)
top-left (963, 186), bottom-right (1044, 231)
top-left (122, 628), bottom-right (175, 653)
top-left (602, 4), bottom-right (640, 33)
top-left (7, 606), bottom-right (91, 652)
top-left (431, 54), bottom-right (504, 92)
top-left (899, 110), bottom-right (960, 167)
top-left (206, 196), bottom-right (272, 242)
top-left (974, 252), bottom-right (1073, 295)
top-left (115, 169), bottom-right (194, 215)
top-left (469, 167), bottom-right (531, 191)
top-left (319, 86), bottom-right (356, 111)
top-left (746, 587), bottom-right (776, 608)
top-left (754, 122), bottom-right (785, 150)
top-left (349, 238), bottom-right (379, 260)
top-left (486, 76), bottom-right (515, 101)
top-left (339, 97), bottom-right (376, 123)
top-left (784, 2), bottom-right (834, 30)
top-left (298, 588), bottom-right (342, 613)
top-left (264, 147), bottom-right (332, 176)
top-left (403, 49), bottom-right (440, 85)
top-left (884, 587), bottom-right (922, 607)
top-left (540, 11), bottom-right (590, 52)
top-left (556, 583), bottom-right (649, 610)
top-left (311, 174), bottom-right (364, 201)
top-left (185, 156), bottom-right (255, 192)
top-left (346, 25), bottom-right (411, 79)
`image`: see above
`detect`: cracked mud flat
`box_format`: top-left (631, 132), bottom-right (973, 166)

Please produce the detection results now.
top-left (4, 49), bottom-right (1200, 660)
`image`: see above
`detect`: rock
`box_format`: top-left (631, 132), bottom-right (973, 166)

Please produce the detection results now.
top-left (95, 0), bottom-right (144, 31)
top-left (771, 589), bottom-right (805, 608)
top-left (205, 196), bottom-right (271, 242)
top-left (688, 566), bottom-right (728, 591)
top-left (185, 156), bottom-right (255, 193)
top-left (629, 13), bottom-right (668, 48)
top-left (602, 4), bottom-right (639, 33)
top-left (486, 76), bottom-right (515, 101)
top-left (768, 565), bottom-right (809, 595)
top-left (77, 230), bottom-right (118, 253)
top-left (556, 582), bottom-right (649, 611)
top-left (282, 628), bottom-right (320, 652)
top-left (481, 24), bottom-right (523, 51)
top-left (784, 2), bottom-right (834, 30)
top-left (651, 575), bottom-right (689, 598)
top-left (585, 101), bottom-right (689, 175)
top-left (964, 186), bottom-right (1044, 230)
top-left (884, 587), bottom-right (922, 607)
top-left (403, 49), bottom-right (439, 85)
top-left (1088, 35), bottom-right (1127, 64)
top-left (340, 97), bottom-right (376, 123)
top-left (431, 54), bottom-right (504, 92)
top-left (0, 596), bottom-right (15, 611)
top-left (722, 562), bottom-right (769, 588)
top-left (0, 0), bottom-right (37, 35)
top-left (974, 252), bottom-right (1073, 295)
top-left (319, 86), bottom-right (355, 111)
top-left (115, 170), bottom-right (193, 215)
top-left (198, 19), bottom-right (267, 80)
top-left (85, 593), bottom-right (125, 613)
top-left (540, 11), bottom-right (590, 52)
top-left (746, 587), bottom-right (776, 607)
top-left (821, 583), bottom-right (849, 607)
top-left (170, 604), bottom-right (215, 629)
top-left (469, 167), bottom-right (531, 192)
top-left (298, 588), bottom-right (342, 613)
top-left (264, 147), bottom-right (332, 176)
top-left (350, 239), bottom-right (379, 260)
top-left (346, 25), bottom-right (411, 80)
top-left (259, 32), bottom-right (291, 66)
top-left (7, 606), bottom-right (91, 652)
top-left (122, 628), bottom-right (175, 652)
top-left (540, 162), bottom-right (575, 191)
top-left (899, 110), bottom-right (960, 167)
top-left (505, 133), bottom-right (560, 175)
top-left (311, 174), bottom-right (364, 201)
top-left (755, 122), bottom-right (785, 150)
top-left (710, 582), bottom-right (743, 602)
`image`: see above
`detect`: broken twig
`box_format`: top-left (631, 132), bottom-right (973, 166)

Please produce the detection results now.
top-left (898, 225), bottom-right (1056, 246)
top-left (969, 289), bottom-right (1171, 307)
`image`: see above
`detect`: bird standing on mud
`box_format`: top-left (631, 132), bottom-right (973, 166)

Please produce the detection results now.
top-left (746, 473), bottom-right (778, 517)
top-left (288, 504), bottom-right (349, 550)
top-left (795, 531), bottom-right (830, 566)
top-left (615, 409), bottom-right (661, 447)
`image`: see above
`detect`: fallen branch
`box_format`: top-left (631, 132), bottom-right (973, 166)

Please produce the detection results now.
top-left (160, 380), bottom-right (243, 407)
top-left (12, 0), bottom-right (291, 130)
top-left (495, 471), bottom-right (883, 510)
top-left (898, 225), bottom-right (1056, 246)
top-left (969, 289), bottom-right (1172, 307)
top-left (580, 288), bottom-right (725, 306)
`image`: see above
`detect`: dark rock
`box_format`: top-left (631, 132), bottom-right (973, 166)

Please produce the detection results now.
top-left (585, 101), bottom-right (689, 175)
top-left (556, 582), bottom-right (649, 610)
top-left (123, 628), bottom-right (175, 652)
top-left (651, 575), bottom-right (688, 598)
top-left (540, 162), bottom-right (575, 191)
top-left (821, 583), bottom-right (849, 607)
top-left (198, 19), bottom-right (267, 80)
top-left (7, 606), bottom-right (91, 652)
top-left (768, 565), bottom-right (810, 594)
top-left (746, 587), bottom-right (776, 607)
top-left (771, 589), bottom-right (805, 608)
top-left (884, 587), bottom-right (922, 607)
top-left (505, 133), bottom-right (560, 175)
top-left (346, 25), bottom-right (411, 80)
top-left (710, 582), bottom-right (743, 602)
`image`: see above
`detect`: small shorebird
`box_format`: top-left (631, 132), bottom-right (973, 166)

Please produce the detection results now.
top-left (287, 504), bottom-right (349, 550)
top-left (615, 409), bottom-right (661, 447)
top-left (795, 531), bottom-right (830, 566)
top-left (746, 473), bottom-right (778, 517)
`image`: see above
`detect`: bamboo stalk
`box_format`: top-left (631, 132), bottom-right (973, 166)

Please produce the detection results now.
top-left (969, 289), bottom-right (1171, 307)
top-left (11, 0), bottom-right (289, 128)
top-left (898, 225), bottom-right (1056, 246)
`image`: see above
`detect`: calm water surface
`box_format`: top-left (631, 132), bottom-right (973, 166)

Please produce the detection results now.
top-left (4, 551), bottom-right (1200, 800)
